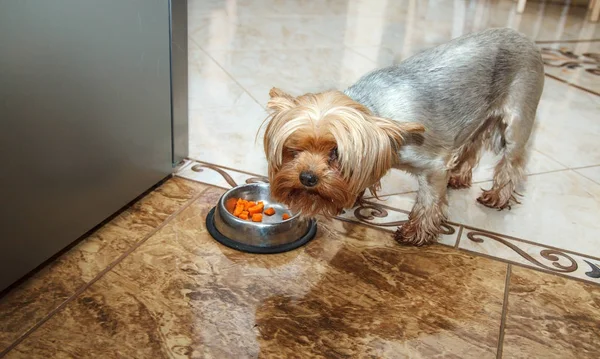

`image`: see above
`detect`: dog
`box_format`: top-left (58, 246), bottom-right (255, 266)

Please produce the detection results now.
top-left (262, 28), bottom-right (545, 246)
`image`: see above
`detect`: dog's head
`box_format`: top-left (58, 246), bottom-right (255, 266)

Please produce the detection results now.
top-left (262, 87), bottom-right (424, 217)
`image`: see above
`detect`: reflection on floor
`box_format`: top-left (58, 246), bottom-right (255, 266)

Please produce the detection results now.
top-left (1, 0), bottom-right (599, 357)
top-left (1, 178), bottom-right (599, 358)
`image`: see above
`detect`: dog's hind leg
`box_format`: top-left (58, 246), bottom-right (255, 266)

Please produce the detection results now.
top-left (477, 87), bottom-right (539, 210)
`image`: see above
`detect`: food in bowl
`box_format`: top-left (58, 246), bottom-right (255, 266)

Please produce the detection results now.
top-left (264, 207), bottom-right (276, 216)
top-left (229, 197), bottom-right (291, 222)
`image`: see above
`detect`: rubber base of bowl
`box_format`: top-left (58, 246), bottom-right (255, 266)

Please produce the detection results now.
top-left (206, 207), bottom-right (318, 254)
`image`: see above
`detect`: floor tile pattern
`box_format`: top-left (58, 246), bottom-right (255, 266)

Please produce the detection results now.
top-left (5, 186), bottom-right (509, 359)
top-left (176, 160), bottom-right (600, 286)
top-left (502, 266), bottom-right (600, 358)
top-left (2, 0), bottom-right (600, 357)
top-left (0, 178), bottom-right (207, 355)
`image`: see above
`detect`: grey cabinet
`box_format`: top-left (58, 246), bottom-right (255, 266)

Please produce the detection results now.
top-left (0, 0), bottom-right (188, 291)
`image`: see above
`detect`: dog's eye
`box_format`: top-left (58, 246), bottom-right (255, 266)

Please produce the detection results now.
top-left (329, 147), bottom-right (338, 162)
top-left (286, 148), bottom-right (300, 158)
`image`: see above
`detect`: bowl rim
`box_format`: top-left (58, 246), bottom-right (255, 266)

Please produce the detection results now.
top-left (218, 182), bottom-right (301, 227)
top-left (207, 207), bottom-right (317, 254)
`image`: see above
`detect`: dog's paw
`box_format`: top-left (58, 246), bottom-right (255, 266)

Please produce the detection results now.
top-left (447, 174), bottom-right (472, 189)
top-left (477, 189), bottom-right (521, 211)
top-left (394, 222), bottom-right (437, 246)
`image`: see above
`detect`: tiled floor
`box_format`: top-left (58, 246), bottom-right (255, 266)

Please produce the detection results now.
top-left (0, 177), bottom-right (208, 356)
top-left (1, 0), bottom-right (600, 358)
top-left (179, 161), bottom-right (600, 286)
top-left (188, 0), bottom-right (600, 270)
top-left (1, 176), bottom-right (598, 358)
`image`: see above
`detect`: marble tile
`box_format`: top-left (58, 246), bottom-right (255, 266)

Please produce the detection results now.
top-left (459, 227), bottom-right (600, 285)
top-left (502, 266), bottom-right (600, 359)
top-left (188, 0), bottom-right (597, 68)
top-left (0, 177), bottom-right (206, 353)
top-left (371, 170), bottom-right (420, 197)
top-left (189, 0), bottom-right (419, 19)
top-left (188, 42), bottom-right (255, 110)
top-left (350, 43), bottom-right (445, 67)
top-left (205, 48), bottom-right (379, 106)
top-left (6, 188), bottom-right (508, 358)
top-left (471, 149), bottom-right (566, 184)
top-left (190, 0), bottom-right (600, 42)
top-left (190, 14), bottom-right (346, 51)
top-left (576, 165), bottom-right (600, 184)
top-left (187, 39), bottom-right (270, 173)
top-left (401, 0), bottom-right (600, 43)
top-left (531, 77), bottom-right (600, 168)
top-left (372, 148), bottom-right (566, 198)
top-left (448, 170), bottom-right (600, 258)
top-left (187, 91), bottom-right (269, 174)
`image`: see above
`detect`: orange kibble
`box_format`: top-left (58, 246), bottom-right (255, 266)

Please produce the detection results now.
top-left (282, 213), bottom-right (291, 220)
top-left (238, 211), bottom-right (249, 220)
top-left (233, 203), bottom-right (244, 217)
top-left (252, 213), bottom-right (263, 222)
top-left (244, 201), bottom-right (256, 211)
top-left (264, 207), bottom-right (276, 216)
top-left (248, 202), bottom-right (264, 215)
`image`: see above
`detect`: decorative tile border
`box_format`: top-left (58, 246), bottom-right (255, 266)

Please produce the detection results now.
top-left (540, 46), bottom-right (600, 96)
top-left (176, 160), bottom-right (268, 189)
top-left (460, 227), bottom-right (600, 284)
top-left (176, 160), bottom-right (600, 285)
top-left (336, 201), bottom-right (461, 248)
top-left (541, 47), bottom-right (600, 75)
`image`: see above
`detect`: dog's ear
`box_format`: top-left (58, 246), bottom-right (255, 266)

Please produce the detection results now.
top-left (267, 87), bottom-right (297, 112)
top-left (373, 117), bottom-right (425, 148)
top-left (269, 87), bottom-right (294, 100)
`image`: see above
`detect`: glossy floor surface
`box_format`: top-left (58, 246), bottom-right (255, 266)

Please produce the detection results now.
top-left (1, 177), bottom-right (599, 358)
top-left (2, 0), bottom-right (600, 358)
top-left (187, 0), bottom-right (600, 267)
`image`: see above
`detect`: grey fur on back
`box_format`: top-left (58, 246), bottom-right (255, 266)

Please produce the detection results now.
top-left (344, 27), bottom-right (545, 170)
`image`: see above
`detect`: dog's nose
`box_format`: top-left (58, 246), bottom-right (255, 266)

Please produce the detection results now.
top-left (299, 171), bottom-right (319, 187)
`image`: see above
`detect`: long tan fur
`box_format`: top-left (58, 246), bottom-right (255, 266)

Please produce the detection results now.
top-left (263, 88), bottom-right (424, 216)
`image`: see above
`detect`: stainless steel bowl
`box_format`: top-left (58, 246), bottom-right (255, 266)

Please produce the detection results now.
top-left (206, 183), bottom-right (317, 254)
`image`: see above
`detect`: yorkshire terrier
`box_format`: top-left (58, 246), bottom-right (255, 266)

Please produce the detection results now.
top-left (262, 28), bottom-right (545, 246)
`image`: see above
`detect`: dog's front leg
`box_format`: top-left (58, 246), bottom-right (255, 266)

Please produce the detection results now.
top-left (395, 170), bottom-right (449, 246)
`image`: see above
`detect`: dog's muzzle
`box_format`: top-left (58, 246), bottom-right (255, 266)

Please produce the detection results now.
top-left (299, 171), bottom-right (319, 187)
